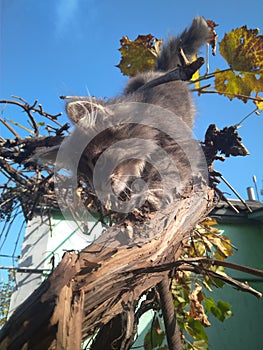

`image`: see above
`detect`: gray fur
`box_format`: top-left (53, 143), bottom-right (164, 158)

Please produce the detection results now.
top-left (155, 16), bottom-right (210, 71)
top-left (123, 17), bottom-right (210, 128)
top-left (48, 17), bottom-right (210, 212)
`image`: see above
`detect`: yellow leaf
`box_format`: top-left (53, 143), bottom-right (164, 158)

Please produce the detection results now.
top-left (117, 34), bottom-right (162, 77)
top-left (211, 236), bottom-right (233, 259)
top-left (216, 26), bottom-right (263, 102)
top-left (215, 69), bottom-right (263, 102)
top-left (255, 94), bottom-right (263, 110)
top-left (220, 26), bottom-right (263, 72)
top-left (191, 53), bottom-right (200, 89)
top-left (200, 218), bottom-right (218, 226)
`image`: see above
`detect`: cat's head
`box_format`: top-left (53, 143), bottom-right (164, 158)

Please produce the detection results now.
top-left (64, 96), bottom-right (112, 129)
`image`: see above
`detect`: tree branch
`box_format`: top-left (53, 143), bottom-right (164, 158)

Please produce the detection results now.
top-left (138, 57), bottom-right (204, 91)
top-left (0, 184), bottom-right (215, 349)
top-left (0, 117), bottom-right (21, 139)
top-left (158, 274), bottom-right (182, 350)
top-left (180, 265), bottom-right (262, 298)
top-left (0, 98), bottom-right (63, 129)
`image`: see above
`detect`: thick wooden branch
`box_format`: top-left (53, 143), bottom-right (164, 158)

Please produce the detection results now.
top-left (0, 252), bottom-right (80, 350)
top-left (0, 182), bottom-right (215, 350)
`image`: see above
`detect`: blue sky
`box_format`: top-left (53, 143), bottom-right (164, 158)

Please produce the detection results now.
top-left (0, 1), bottom-right (263, 274)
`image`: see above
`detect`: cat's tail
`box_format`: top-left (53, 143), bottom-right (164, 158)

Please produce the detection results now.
top-left (155, 16), bottom-right (211, 71)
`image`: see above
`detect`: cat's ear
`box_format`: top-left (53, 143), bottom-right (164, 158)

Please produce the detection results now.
top-left (66, 99), bottom-right (110, 126)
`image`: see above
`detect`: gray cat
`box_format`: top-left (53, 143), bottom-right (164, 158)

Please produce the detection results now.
top-left (44, 17), bottom-right (210, 213)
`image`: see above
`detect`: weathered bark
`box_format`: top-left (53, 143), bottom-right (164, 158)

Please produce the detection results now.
top-left (158, 275), bottom-right (182, 350)
top-left (0, 253), bottom-right (80, 350)
top-left (0, 182), bottom-right (215, 349)
top-left (90, 310), bottom-right (136, 350)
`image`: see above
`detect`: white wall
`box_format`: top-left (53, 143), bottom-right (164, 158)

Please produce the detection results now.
top-left (8, 212), bottom-right (104, 317)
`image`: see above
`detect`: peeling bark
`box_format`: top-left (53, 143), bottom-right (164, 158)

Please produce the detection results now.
top-left (0, 183), bottom-right (215, 349)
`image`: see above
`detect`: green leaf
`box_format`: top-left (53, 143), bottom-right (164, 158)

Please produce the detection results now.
top-left (204, 297), bottom-right (216, 313)
top-left (37, 121), bottom-right (45, 126)
top-left (0, 270), bottom-right (14, 327)
top-left (203, 273), bottom-right (225, 289)
top-left (204, 297), bottom-right (222, 320)
top-left (192, 340), bottom-right (209, 350)
top-left (144, 319), bottom-right (166, 350)
top-left (216, 300), bottom-right (233, 322)
top-left (185, 319), bottom-right (208, 342)
top-left (204, 297), bottom-right (233, 322)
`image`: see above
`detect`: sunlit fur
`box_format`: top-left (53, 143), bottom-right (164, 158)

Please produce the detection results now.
top-left (41, 17), bottom-right (210, 211)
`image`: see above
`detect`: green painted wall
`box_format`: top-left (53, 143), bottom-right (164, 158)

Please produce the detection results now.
top-left (133, 221), bottom-right (263, 349)
top-left (205, 222), bottom-right (263, 350)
